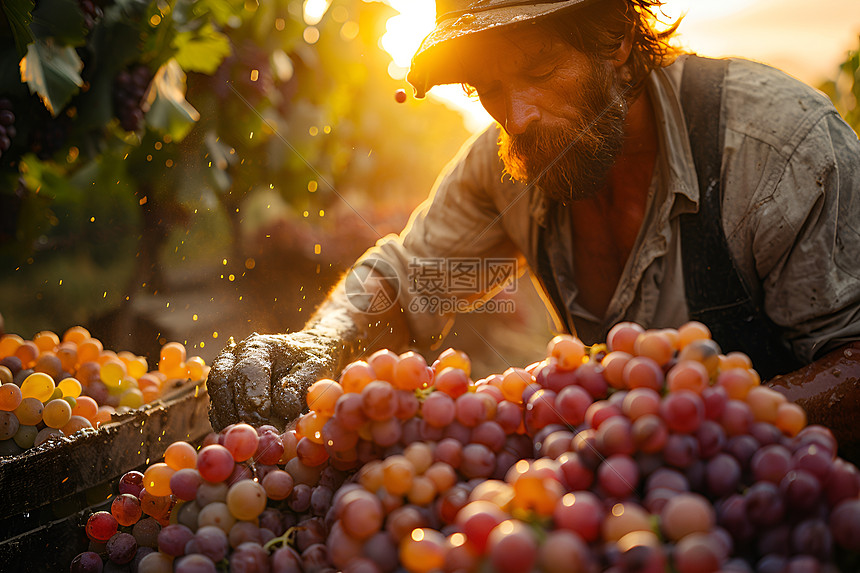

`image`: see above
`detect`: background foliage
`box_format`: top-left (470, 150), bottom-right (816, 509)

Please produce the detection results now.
top-left (0, 0), bottom-right (496, 366)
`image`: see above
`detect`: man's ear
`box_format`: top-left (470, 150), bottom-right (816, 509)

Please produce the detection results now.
top-left (611, 27), bottom-right (634, 69)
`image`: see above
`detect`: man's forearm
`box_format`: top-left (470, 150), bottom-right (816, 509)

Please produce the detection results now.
top-left (767, 341), bottom-right (860, 462)
top-left (303, 269), bottom-right (412, 373)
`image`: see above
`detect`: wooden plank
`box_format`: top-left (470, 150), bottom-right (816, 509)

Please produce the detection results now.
top-left (0, 381), bottom-right (211, 533)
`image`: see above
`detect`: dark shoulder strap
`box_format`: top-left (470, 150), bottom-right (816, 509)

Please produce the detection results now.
top-left (679, 55), bottom-right (801, 379)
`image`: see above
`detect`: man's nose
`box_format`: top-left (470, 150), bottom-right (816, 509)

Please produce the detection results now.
top-left (504, 91), bottom-right (540, 135)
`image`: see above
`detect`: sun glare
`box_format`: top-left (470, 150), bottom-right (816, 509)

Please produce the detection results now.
top-left (377, 0), bottom-right (860, 133)
top-left (304, 0), bottom-right (331, 26)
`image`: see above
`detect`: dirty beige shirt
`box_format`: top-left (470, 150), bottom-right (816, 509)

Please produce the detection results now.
top-left (358, 56), bottom-right (860, 363)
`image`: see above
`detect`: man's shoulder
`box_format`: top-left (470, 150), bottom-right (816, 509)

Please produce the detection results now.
top-left (720, 57), bottom-right (837, 149)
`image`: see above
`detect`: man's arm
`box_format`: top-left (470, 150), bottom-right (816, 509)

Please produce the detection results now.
top-left (768, 342), bottom-right (860, 461)
top-left (207, 267), bottom-right (409, 431)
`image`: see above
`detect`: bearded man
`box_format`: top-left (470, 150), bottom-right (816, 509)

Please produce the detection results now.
top-left (207, 0), bottom-right (860, 454)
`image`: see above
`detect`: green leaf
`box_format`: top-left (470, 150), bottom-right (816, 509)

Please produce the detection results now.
top-left (19, 154), bottom-right (79, 202)
top-left (172, 22), bottom-right (232, 74)
top-left (2, 0), bottom-right (36, 57)
top-left (30, 0), bottom-right (87, 46)
top-left (192, 0), bottom-right (245, 27)
top-left (20, 40), bottom-right (84, 116)
top-left (145, 59), bottom-right (201, 141)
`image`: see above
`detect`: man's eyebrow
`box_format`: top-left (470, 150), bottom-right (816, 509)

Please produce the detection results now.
top-left (521, 41), bottom-right (563, 70)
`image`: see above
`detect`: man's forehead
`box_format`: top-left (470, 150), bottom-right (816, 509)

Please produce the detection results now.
top-left (461, 27), bottom-right (567, 74)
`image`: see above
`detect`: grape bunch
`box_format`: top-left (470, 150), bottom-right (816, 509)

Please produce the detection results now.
top-left (0, 327), bottom-right (208, 456)
top-left (0, 98), bottom-right (17, 160)
top-left (114, 65), bottom-right (153, 132)
top-left (70, 322), bottom-right (860, 572)
top-left (77, 0), bottom-right (104, 31)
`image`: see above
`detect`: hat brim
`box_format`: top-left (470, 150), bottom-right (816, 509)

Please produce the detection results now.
top-left (407, 0), bottom-right (600, 98)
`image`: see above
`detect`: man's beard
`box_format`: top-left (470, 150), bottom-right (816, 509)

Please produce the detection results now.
top-left (498, 59), bottom-right (628, 203)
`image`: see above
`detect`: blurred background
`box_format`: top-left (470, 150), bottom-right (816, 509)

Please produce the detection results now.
top-left (0, 0), bottom-right (858, 378)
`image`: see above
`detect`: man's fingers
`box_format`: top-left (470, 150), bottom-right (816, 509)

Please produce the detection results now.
top-left (232, 335), bottom-right (275, 424)
top-left (207, 340), bottom-right (238, 431)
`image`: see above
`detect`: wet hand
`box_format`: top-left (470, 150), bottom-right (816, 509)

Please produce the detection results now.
top-left (207, 331), bottom-right (342, 431)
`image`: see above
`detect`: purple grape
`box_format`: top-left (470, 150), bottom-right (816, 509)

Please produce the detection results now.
top-left (70, 551), bottom-right (103, 573)
top-left (174, 554), bottom-right (217, 573)
top-left (830, 498), bottom-right (860, 551)
top-left (158, 524), bottom-right (194, 557)
top-left (229, 541), bottom-right (270, 573)
top-left (745, 481), bottom-right (785, 527)
top-left (706, 453), bottom-right (742, 498)
top-left (192, 526), bottom-right (229, 562)
top-left (105, 533), bottom-right (136, 565)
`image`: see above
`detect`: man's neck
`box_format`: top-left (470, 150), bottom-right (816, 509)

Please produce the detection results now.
top-left (593, 87), bottom-right (659, 209)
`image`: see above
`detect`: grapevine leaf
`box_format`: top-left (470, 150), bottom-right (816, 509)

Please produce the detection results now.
top-left (30, 0), bottom-right (87, 46)
top-left (172, 23), bottom-right (232, 74)
top-left (20, 40), bottom-right (84, 117)
top-left (19, 154), bottom-right (79, 202)
top-left (145, 59), bottom-right (201, 141)
top-left (2, 0), bottom-right (36, 57)
top-left (191, 0), bottom-right (245, 27)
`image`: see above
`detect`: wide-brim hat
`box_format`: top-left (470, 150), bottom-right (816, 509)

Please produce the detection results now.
top-left (407, 0), bottom-right (602, 98)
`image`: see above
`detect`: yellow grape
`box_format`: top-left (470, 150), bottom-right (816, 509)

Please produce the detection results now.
top-left (62, 325), bottom-right (90, 345)
top-left (76, 338), bottom-right (103, 365)
top-left (226, 480), bottom-right (267, 521)
top-left (162, 362), bottom-right (189, 381)
top-left (14, 341), bottom-right (39, 368)
top-left (143, 463), bottom-right (175, 497)
top-left (602, 502), bottom-right (652, 542)
top-left (43, 398), bottom-right (72, 429)
top-left (33, 330), bottom-right (60, 353)
top-left (14, 397), bottom-right (44, 425)
top-left (0, 383), bottom-right (23, 412)
top-left (95, 406), bottom-right (113, 426)
top-left (296, 411), bottom-right (328, 444)
top-left (119, 389), bottom-right (144, 409)
top-left (367, 349), bottom-right (399, 383)
top-left (547, 335), bottom-right (587, 370)
top-left (339, 360), bottom-right (375, 394)
top-left (164, 441), bottom-right (197, 470)
top-left (678, 321), bottom-right (711, 348)
top-left (58, 377), bottom-right (82, 398)
top-left (71, 396), bottom-right (98, 421)
top-left (0, 334), bottom-right (24, 358)
top-left (159, 342), bottom-right (186, 371)
top-left (776, 402), bottom-right (807, 436)
top-left (100, 359), bottom-right (127, 388)
top-left (20, 372), bottom-right (55, 402)
top-left (306, 379), bottom-right (343, 416)
top-left (117, 376), bottom-right (138, 393)
top-left (501, 368), bottom-right (534, 404)
top-left (186, 356), bottom-right (206, 381)
top-left (382, 455), bottom-right (415, 496)
top-left (633, 331), bottom-right (675, 366)
top-left (0, 366), bottom-right (12, 385)
top-left (400, 528), bottom-right (446, 573)
top-left (56, 343), bottom-right (78, 373)
top-left (61, 415), bottom-right (93, 436)
top-left (434, 348), bottom-right (472, 377)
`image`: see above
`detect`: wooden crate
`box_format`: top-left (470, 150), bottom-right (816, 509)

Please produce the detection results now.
top-left (0, 380), bottom-right (212, 570)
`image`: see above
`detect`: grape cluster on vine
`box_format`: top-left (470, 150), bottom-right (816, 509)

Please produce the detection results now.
top-left (0, 99), bottom-right (17, 159)
top-left (114, 65), bottom-right (153, 132)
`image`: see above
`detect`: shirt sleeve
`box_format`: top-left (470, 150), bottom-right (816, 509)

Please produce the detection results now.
top-left (756, 111), bottom-right (860, 362)
top-left (355, 126), bottom-right (526, 347)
